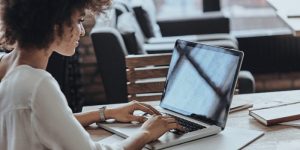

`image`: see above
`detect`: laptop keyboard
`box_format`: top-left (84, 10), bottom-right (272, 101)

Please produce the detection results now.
top-left (164, 113), bottom-right (206, 134)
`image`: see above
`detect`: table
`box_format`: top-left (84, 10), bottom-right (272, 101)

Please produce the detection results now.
top-left (267, 0), bottom-right (300, 36)
top-left (83, 90), bottom-right (300, 149)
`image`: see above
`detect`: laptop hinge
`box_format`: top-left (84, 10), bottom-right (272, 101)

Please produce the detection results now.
top-left (190, 113), bottom-right (217, 126)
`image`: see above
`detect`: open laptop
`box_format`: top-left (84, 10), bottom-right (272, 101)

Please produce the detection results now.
top-left (98, 39), bottom-right (244, 149)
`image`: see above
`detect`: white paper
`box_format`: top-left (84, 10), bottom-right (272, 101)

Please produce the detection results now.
top-left (276, 140), bottom-right (300, 150)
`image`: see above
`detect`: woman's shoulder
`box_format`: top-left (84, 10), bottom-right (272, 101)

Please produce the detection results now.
top-left (0, 65), bottom-right (59, 111)
top-left (13, 64), bottom-right (50, 76)
top-left (3, 65), bottom-right (54, 86)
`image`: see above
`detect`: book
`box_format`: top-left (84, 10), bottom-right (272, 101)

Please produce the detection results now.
top-left (230, 103), bottom-right (253, 113)
top-left (249, 102), bottom-right (300, 126)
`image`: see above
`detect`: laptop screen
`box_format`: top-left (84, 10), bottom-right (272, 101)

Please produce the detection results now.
top-left (160, 40), bottom-right (243, 129)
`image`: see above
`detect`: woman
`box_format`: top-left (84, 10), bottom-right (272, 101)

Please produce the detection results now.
top-left (0, 0), bottom-right (182, 149)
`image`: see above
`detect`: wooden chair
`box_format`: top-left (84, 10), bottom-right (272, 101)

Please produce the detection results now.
top-left (125, 53), bottom-right (172, 102)
top-left (125, 53), bottom-right (241, 102)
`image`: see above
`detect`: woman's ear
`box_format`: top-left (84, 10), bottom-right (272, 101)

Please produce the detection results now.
top-left (54, 25), bottom-right (59, 33)
top-left (51, 25), bottom-right (62, 48)
top-left (53, 25), bottom-right (62, 41)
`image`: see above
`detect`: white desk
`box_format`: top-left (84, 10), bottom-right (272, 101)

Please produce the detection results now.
top-left (268, 0), bottom-right (300, 36)
top-left (83, 90), bottom-right (300, 149)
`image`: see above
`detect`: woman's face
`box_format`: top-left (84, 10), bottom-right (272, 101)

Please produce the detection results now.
top-left (54, 10), bottom-right (85, 56)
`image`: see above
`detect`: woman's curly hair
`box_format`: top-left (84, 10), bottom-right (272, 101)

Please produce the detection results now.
top-left (0, 0), bottom-right (111, 50)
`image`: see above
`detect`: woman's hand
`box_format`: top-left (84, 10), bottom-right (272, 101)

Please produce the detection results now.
top-left (121, 115), bottom-right (184, 150)
top-left (140, 115), bottom-right (184, 142)
top-left (105, 100), bottom-right (161, 123)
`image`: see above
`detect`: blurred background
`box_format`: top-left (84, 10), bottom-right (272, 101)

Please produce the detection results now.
top-left (72, 0), bottom-right (300, 111)
top-left (1, 0), bottom-right (294, 112)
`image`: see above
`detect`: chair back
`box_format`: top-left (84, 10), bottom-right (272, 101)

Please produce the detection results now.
top-left (126, 53), bottom-right (171, 101)
top-left (90, 27), bottom-right (129, 103)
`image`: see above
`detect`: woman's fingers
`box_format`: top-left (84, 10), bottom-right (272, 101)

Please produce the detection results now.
top-left (167, 122), bottom-right (184, 131)
top-left (128, 115), bottom-right (147, 123)
top-left (133, 103), bottom-right (156, 115)
top-left (130, 101), bottom-right (161, 115)
top-left (163, 117), bottom-right (177, 123)
top-left (139, 103), bottom-right (161, 115)
top-left (161, 116), bottom-right (184, 131)
top-left (130, 102), bottom-right (184, 131)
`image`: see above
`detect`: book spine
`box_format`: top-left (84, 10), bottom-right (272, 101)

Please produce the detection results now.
top-left (268, 114), bottom-right (300, 125)
top-left (249, 111), bottom-right (268, 125)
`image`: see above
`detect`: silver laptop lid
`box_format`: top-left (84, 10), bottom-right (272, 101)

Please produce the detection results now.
top-left (160, 40), bottom-right (244, 129)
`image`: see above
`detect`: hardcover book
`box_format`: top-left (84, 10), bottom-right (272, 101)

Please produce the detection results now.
top-left (249, 102), bottom-right (300, 126)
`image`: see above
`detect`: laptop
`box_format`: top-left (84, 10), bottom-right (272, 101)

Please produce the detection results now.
top-left (98, 39), bottom-right (244, 149)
